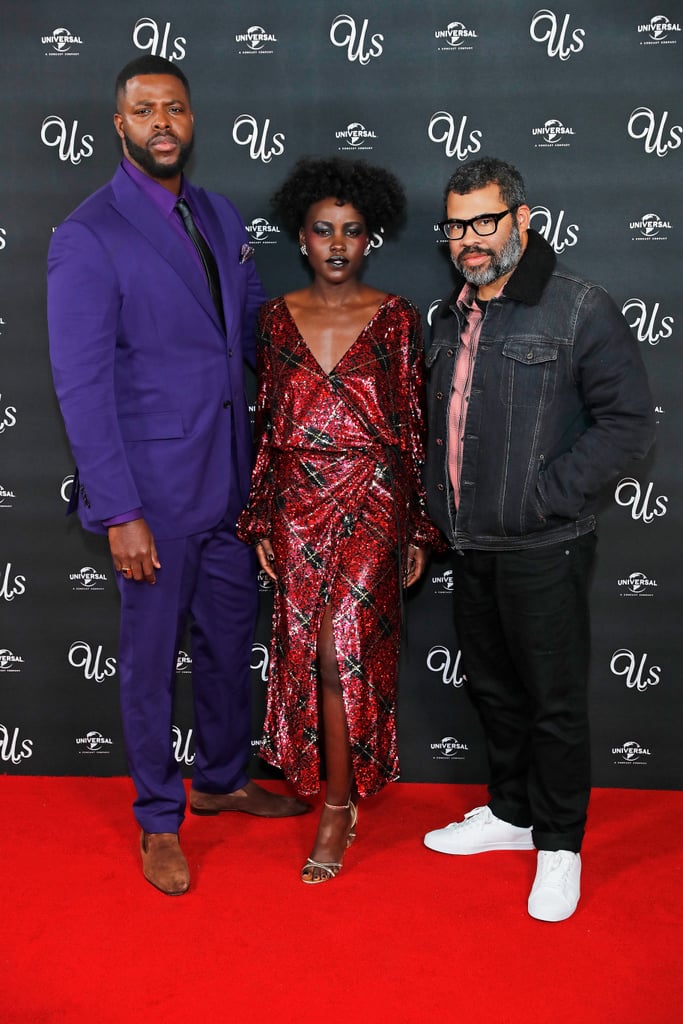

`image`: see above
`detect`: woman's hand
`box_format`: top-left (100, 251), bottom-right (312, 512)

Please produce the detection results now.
top-left (255, 537), bottom-right (277, 581)
top-left (404, 544), bottom-right (429, 588)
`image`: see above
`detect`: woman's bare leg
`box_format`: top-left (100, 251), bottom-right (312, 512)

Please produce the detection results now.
top-left (302, 605), bottom-right (356, 881)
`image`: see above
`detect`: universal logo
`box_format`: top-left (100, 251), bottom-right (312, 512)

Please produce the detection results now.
top-left (638, 16), bottom-right (680, 44)
top-left (431, 736), bottom-right (468, 760)
top-left (69, 566), bottom-right (107, 591)
top-left (614, 478), bottom-right (668, 524)
top-left (176, 650), bottom-right (192, 674)
top-left (246, 217), bottom-right (281, 245)
top-left (132, 18), bottom-right (186, 62)
top-left (612, 740), bottom-right (651, 765)
top-left (232, 115), bottom-right (285, 164)
top-left (617, 571), bottom-right (658, 597)
top-left (235, 25), bottom-right (277, 55)
top-left (42, 27), bottom-right (83, 56)
top-left (0, 484), bottom-right (16, 508)
top-left (628, 107), bottom-right (682, 158)
top-left (428, 111), bottom-right (482, 161)
top-left (434, 21), bottom-right (478, 52)
top-left (426, 645), bottom-right (467, 688)
top-left (258, 569), bottom-right (274, 592)
top-left (0, 649), bottom-right (24, 673)
top-left (0, 724), bottom-right (33, 764)
top-left (76, 730), bottom-right (113, 754)
top-left (531, 119), bottom-right (575, 148)
top-left (630, 213), bottom-right (672, 242)
top-left (622, 297), bottom-right (674, 345)
top-left (330, 15), bottom-right (383, 64)
top-left (529, 9), bottom-right (585, 60)
top-left (610, 649), bottom-right (661, 692)
top-left (529, 206), bottom-right (579, 254)
top-left (431, 568), bottom-right (454, 595)
top-left (336, 123), bottom-right (377, 152)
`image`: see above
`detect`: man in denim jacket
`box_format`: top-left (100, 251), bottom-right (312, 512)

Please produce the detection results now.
top-left (422, 157), bottom-right (655, 922)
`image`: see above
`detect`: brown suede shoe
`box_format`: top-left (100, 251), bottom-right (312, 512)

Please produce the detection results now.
top-left (189, 779), bottom-right (310, 818)
top-left (140, 831), bottom-right (190, 895)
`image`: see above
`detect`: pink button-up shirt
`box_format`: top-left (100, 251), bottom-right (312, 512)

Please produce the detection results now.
top-left (447, 284), bottom-right (485, 509)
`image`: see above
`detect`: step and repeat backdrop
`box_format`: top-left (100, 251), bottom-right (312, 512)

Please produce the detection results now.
top-left (1, 2), bottom-right (680, 788)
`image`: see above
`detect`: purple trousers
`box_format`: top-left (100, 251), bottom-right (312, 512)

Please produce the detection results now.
top-left (114, 501), bottom-right (257, 833)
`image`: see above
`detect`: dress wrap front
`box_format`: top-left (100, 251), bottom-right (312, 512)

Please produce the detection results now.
top-left (238, 295), bottom-right (439, 796)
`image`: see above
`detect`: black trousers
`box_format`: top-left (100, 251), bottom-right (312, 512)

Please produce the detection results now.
top-left (451, 534), bottom-right (597, 852)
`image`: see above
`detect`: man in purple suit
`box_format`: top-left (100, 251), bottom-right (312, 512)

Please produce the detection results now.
top-left (48, 55), bottom-right (307, 896)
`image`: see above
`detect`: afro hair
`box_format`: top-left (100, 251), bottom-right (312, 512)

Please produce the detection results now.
top-left (271, 156), bottom-right (406, 238)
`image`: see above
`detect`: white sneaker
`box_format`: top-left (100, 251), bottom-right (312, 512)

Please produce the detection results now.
top-left (423, 805), bottom-right (535, 855)
top-left (528, 850), bottom-right (581, 922)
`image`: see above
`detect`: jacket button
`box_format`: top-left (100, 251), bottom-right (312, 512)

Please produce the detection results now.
top-left (447, 350), bottom-right (454, 357)
top-left (526, 350), bottom-right (534, 360)
top-left (435, 438), bottom-right (443, 446)
top-left (437, 483), bottom-right (445, 491)
top-left (436, 392), bottom-right (443, 400)
top-left (223, 400), bottom-right (232, 408)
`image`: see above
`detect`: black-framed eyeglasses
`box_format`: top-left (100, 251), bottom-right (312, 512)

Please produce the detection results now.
top-left (438, 207), bottom-right (518, 241)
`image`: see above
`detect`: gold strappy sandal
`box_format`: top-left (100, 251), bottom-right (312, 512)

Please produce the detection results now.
top-left (300, 801), bottom-right (358, 885)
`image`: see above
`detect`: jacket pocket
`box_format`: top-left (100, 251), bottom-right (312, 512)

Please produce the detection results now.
top-left (500, 337), bottom-right (558, 409)
top-left (119, 411), bottom-right (185, 441)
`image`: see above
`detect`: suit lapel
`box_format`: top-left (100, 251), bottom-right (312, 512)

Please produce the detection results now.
top-left (109, 166), bottom-right (222, 332)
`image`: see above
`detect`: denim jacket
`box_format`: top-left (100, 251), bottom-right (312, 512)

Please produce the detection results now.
top-left (424, 229), bottom-right (656, 550)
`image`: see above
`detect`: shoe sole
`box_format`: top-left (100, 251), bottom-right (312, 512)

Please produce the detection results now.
top-left (528, 900), bottom-right (579, 922)
top-left (424, 837), bottom-right (535, 855)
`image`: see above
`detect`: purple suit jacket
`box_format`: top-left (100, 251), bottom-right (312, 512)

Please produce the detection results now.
top-left (48, 164), bottom-right (266, 540)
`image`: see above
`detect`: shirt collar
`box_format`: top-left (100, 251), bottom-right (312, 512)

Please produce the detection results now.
top-left (120, 158), bottom-right (187, 219)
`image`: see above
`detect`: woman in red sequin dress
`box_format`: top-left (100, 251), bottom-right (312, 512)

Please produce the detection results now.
top-left (238, 158), bottom-right (440, 883)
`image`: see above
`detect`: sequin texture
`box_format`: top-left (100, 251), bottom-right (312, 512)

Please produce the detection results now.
top-left (238, 295), bottom-right (440, 796)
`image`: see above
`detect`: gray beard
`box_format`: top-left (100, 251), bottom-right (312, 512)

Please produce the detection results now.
top-left (452, 223), bottom-right (523, 287)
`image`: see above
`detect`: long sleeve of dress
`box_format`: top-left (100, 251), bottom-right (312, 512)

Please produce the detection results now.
top-left (237, 322), bottom-right (275, 543)
top-left (401, 308), bottom-right (444, 551)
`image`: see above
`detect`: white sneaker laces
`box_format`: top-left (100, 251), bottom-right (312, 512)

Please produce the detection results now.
top-left (537, 850), bottom-right (575, 887)
top-left (447, 806), bottom-right (491, 830)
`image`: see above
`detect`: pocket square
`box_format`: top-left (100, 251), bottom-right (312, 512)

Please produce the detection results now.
top-left (240, 243), bottom-right (254, 264)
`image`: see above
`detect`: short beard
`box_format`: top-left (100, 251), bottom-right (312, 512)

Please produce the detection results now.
top-left (453, 221), bottom-right (523, 287)
top-left (123, 130), bottom-right (194, 180)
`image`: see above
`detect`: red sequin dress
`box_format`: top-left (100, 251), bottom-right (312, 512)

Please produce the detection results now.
top-left (238, 295), bottom-right (439, 796)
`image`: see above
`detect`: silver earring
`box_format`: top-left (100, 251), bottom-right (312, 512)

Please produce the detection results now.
top-left (300, 243), bottom-right (308, 256)
top-left (364, 244), bottom-right (371, 256)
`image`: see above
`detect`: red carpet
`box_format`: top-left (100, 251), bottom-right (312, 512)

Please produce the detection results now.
top-left (2, 778), bottom-right (682, 1023)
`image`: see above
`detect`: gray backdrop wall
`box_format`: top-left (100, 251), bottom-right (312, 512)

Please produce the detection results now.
top-left (1, 1), bottom-right (680, 788)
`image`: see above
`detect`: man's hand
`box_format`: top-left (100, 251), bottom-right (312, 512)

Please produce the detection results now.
top-left (108, 518), bottom-right (160, 584)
